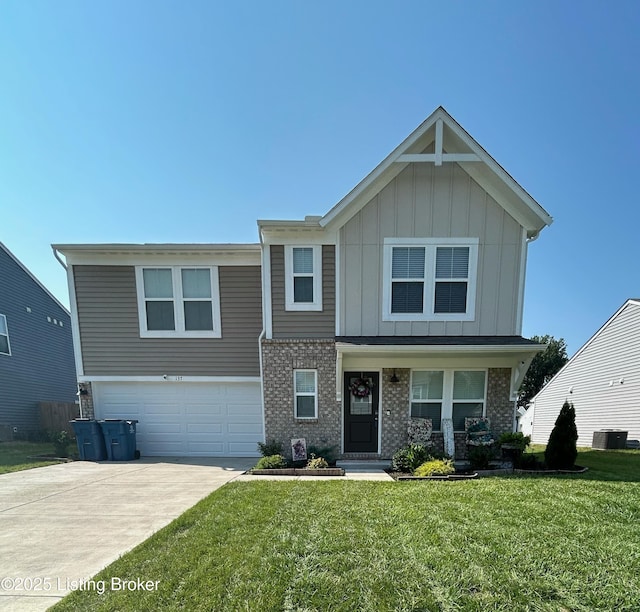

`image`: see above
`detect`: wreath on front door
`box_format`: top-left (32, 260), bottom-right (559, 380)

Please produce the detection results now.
top-left (350, 378), bottom-right (372, 398)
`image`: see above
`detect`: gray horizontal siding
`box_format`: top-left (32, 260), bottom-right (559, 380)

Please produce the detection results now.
top-left (0, 247), bottom-right (77, 432)
top-left (74, 265), bottom-right (262, 376)
top-left (271, 245), bottom-right (335, 339)
top-left (531, 302), bottom-right (640, 446)
top-left (340, 162), bottom-right (524, 337)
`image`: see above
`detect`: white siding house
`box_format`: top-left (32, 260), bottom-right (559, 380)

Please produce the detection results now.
top-left (530, 299), bottom-right (640, 447)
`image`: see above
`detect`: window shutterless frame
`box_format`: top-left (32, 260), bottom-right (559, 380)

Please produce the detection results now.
top-left (284, 245), bottom-right (323, 311)
top-left (135, 266), bottom-right (221, 338)
top-left (382, 238), bottom-right (478, 321)
top-left (0, 314), bottom-right (11, 356)
top-left (410, 369), bottom-right (486, 432)
top-left (293, 369), bottom-right (318, 419)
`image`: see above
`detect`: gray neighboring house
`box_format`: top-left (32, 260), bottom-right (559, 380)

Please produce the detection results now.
top-left (0, 242), bottom-right (77, 437)
top-left (528, 299), bottom-right (640, 447)
top-left (54, 107), bottom-right (553, 459)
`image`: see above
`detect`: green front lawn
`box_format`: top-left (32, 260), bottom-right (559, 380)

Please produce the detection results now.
top-left (54, 448), bottom-right (640, 611)
top-left (0, 441), bottom-right (68, 474)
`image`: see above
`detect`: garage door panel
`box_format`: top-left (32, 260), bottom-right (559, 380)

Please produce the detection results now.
top-left (146, 422), bottom-right (183, 434)
top-left (228, 423), bottom-right (262, 435)
top-left (228, 442), bottom-right (258, 455)
top-left (186, 423), bottom-right (224, 434)
top-left (94, 382), bottom-right (262, 457)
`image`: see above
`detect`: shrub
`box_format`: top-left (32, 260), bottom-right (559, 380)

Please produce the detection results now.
top-left (306, 454), bottom-right (329, 469)
top-left (253, 454), bottom-right (287, 470)
top-left (257, 440), bottom-right (283, 457)
top-left (518, 453), bottom-right (544, 470)
top-left (50, 430), bottom-right (73, 458)
top-left (308, 445), bottom-right (338, 466)
top-left (468, 445), bottom-right (495, 470)
top-left (414, 459), bottom-right (455, 477)
top-left (391, 444), bottom-right (433, 473)
top-left (545, 400), bottom-right (578, 469)
top-left (498, 432), bottom-right (531, 451)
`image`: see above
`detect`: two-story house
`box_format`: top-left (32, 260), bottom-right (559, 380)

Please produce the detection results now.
top-left (53, 107), bottom-right (552, 458)
top-left (0, 242), bottom-right (77, 439)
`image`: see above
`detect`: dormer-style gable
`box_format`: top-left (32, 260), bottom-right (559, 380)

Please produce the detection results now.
top-left (320, 106), bottom-right (552, 238)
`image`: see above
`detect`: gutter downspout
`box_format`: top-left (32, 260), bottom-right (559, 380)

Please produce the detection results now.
top-left (52, 247), bottom-right (84, 419)
top-left (257, 228), bottom-right (267, 444)
top-left (511, 229), bottom-right (543, 429)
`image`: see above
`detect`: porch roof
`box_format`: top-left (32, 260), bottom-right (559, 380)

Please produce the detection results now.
top-left (336, 336), bottom-right (543, 350)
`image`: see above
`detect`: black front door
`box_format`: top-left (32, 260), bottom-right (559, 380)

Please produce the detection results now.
top-left (344, 371), bottom-right (379, 453)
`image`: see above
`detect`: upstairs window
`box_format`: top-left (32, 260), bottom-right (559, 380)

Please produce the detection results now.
top-left (383, 239), bottom-right (477, 321)
top-left (135, 266), bottom-right (221, 338)
top-left (435, 247), bottom-right (469, 314)
top-left (391, 247), bottom-right (425, 314)
top-left (0, 314), bottom-right (10, 355)
top-left (284, 245), bottom-right (322, 311)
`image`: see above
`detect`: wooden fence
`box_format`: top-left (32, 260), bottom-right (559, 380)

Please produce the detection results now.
top-left (39, 402), bottom-right (80, 436)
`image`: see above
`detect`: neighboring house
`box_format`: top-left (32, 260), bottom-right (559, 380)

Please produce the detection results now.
top-left (53, 107), bottom-right (552, 458)
top-left (529, 299), bottom-right (640, 447)
top-left (0, 242), bottom-right (77, 437)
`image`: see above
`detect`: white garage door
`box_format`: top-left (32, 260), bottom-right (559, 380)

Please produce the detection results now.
top-left (93, 382), bottom-right (263, 457)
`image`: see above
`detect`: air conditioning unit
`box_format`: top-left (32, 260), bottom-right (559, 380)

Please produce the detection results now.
top-left (592, 430), bottom-right (628, 450)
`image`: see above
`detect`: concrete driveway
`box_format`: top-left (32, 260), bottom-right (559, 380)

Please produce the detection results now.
top-left (0, 457), bottom-right (254, 611)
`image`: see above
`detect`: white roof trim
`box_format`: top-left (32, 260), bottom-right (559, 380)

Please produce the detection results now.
top-left (0, 242), bottom-right (70, 314)
top-left (531, 299), bottom-right (640, 403)
top-left (319, 106), bottom-right (553, 236)
top-left (52, 243), bottom-right (260, 254)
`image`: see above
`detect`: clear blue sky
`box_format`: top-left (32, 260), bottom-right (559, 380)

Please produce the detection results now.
top-left (1, 1), bottom-right (638, 356)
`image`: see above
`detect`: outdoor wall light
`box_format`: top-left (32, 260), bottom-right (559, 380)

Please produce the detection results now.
top-left (390, 370), bottom-right (399, 384)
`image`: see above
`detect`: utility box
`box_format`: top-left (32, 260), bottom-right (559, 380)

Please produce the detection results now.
top-left (70, 419), bottom-right (107, 461)
top-left (592, 429), bottom-right (628, 450)
top-left (99, 419), bottom-right (138, 461)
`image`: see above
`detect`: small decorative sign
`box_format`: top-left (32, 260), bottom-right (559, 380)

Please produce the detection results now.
top-left (291, 438), bottom-right (307, 462)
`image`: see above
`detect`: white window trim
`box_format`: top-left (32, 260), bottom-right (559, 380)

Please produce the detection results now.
top-left (382, 238), bottom-right (478, 322)
top-left (0, 314), bottom-right (11, 356)
top-left (410, 369), bottom-right (487, 432)
top-left (293, 369), bottom-right (318, 419)
top-left (284, 245), bottom-right (323, 311)
top-left (135, 266), bottom-right (221, 339)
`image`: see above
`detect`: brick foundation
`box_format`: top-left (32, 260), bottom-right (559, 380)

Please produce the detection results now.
top-left (262, 340), bottom-right (515, 461)
top-left (262, 339), bottom-right (342, 459)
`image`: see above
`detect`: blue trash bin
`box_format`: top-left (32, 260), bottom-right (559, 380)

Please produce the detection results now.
top-left (70, 419), bottom-right (107, 461)
top-left (99, 420), bottom-right (138, 461)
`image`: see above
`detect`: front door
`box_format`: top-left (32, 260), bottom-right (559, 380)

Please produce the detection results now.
top-left (344, 371), bottom-right (379, 453)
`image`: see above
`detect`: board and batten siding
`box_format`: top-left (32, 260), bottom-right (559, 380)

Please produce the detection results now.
top-left (340, 162), bottom-right (525, 337)
top-left (0, 246), bottom-right (77, 432)
top-left (270, 245), bottom-right (335, 339)
top-left (74, 265), bottom-right (262, 376)
top-left (531, 301), bottom-right (640, 446)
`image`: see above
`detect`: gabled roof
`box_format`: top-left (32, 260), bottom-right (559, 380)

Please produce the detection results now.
top-left (532, 299), bottom-right (640, 402)
top-left (0, 242), bottom-right (70, 314)
top-left (320, 106), bottom-right (553, 238)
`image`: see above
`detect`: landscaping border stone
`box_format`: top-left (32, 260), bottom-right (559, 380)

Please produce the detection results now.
top-left (249, 468), bottom-right (345, 476)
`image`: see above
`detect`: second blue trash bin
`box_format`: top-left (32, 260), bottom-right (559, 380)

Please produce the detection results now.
top-left (70, 419), bottom-right (107, 461)
top-left (99, 419), bottom-right (138, 461)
